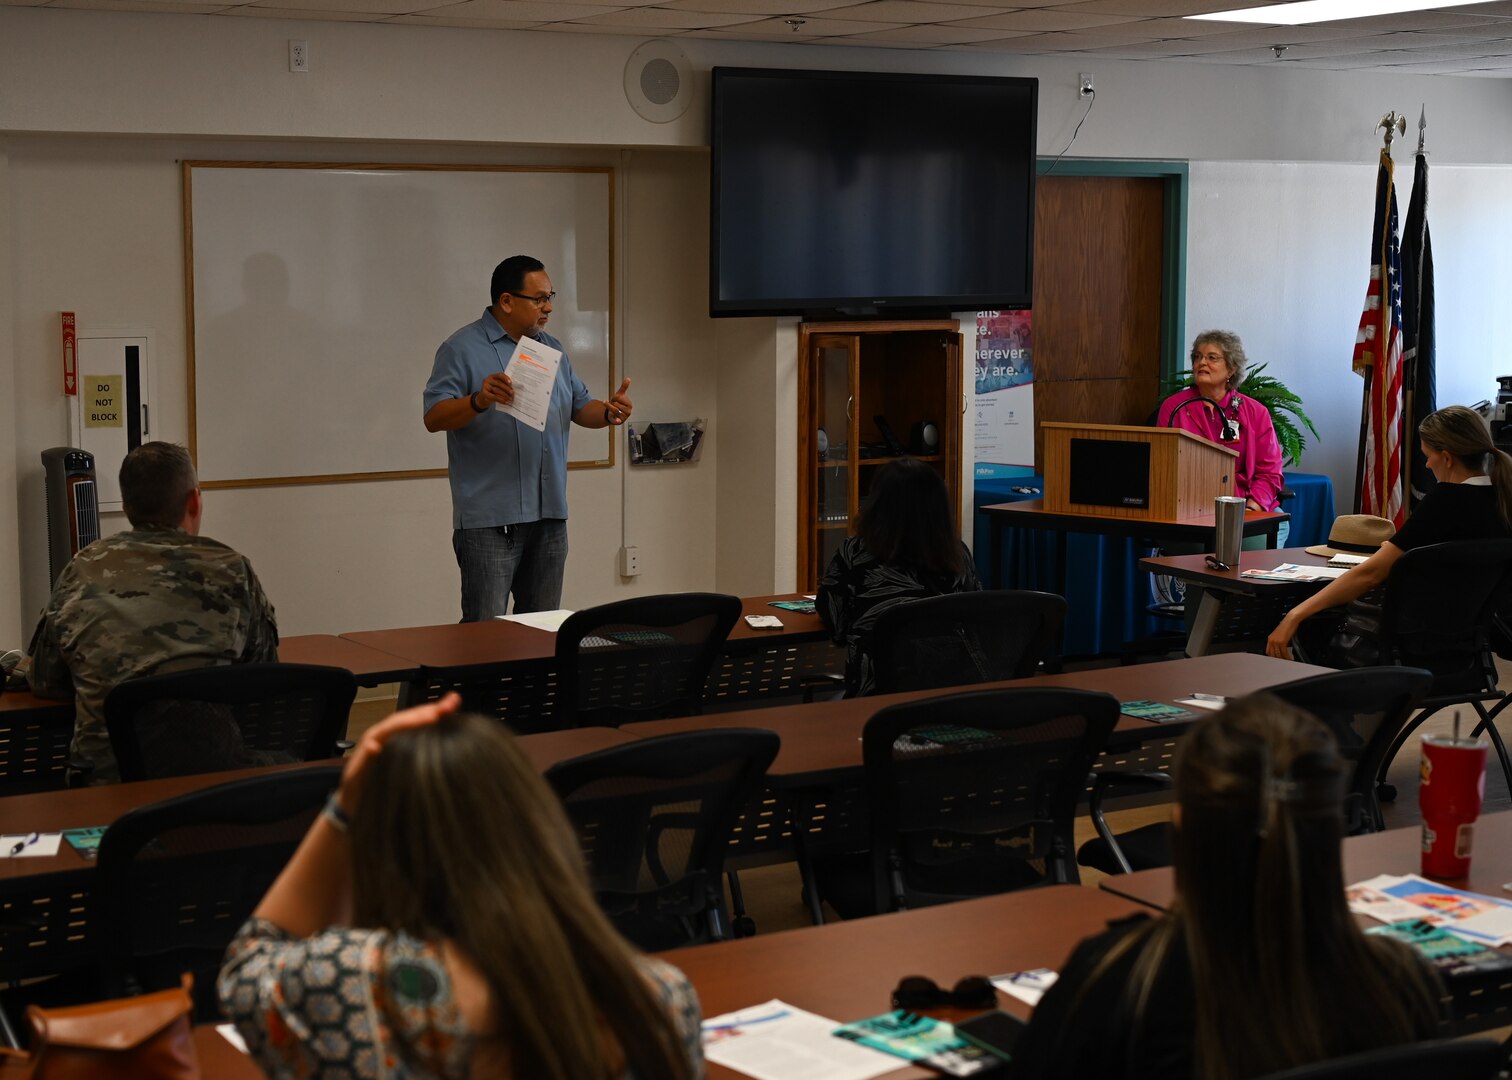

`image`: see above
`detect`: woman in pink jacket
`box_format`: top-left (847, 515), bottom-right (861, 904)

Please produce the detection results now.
top-left (1157, 330), bottom-right (1284, 514)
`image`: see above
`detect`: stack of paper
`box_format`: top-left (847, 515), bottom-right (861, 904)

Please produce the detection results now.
top-left (1347, 874), bottom-right (1512, 946)
top-left (1240, 564), bottom-right (1349, 582)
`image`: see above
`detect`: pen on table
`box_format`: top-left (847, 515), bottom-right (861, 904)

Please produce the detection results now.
top-left (701, 1008), bottom-right (791, 1032)
top-left (7, 832), bottom-right (39, 857)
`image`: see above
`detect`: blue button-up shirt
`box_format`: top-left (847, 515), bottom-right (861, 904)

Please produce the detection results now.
top-left (423, 310), bottom-right (591, 529)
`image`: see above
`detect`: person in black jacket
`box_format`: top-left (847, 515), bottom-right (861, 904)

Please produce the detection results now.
top-left (1013, 694), bottom-right (1442, 1080)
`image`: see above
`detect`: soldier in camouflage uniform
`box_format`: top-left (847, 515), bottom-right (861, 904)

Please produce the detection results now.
top-left (26, 442), bottom-right (278, 783)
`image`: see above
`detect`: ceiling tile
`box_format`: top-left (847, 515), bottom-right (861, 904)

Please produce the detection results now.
top-left (811, 0), bottom-right (1012, 20)
top-left (1058, 0), bottom-right (1282, 16)
top-left (697, 11), bottom-right (903, 26)
top-left (383, 10), bottom-right (542, 19)
top-left (952, 6), bottom-right (1137, 26)
top-left (552, 15), bottom-right (701, 25)
top-left (660, 0), bottom-right (859, 12)
top-left (842, 20), bottom-right (1030, 37)
top-left (408, 0), bottom-right (621, 16)
top-left (50, 0), bottom-right (233, 10)
top-left (1311, 9), bottom-right (1507, 30)
top-left (992, 21), bottom-right (1165, 40)
top-left (570, 5), bottom-right (761, 22)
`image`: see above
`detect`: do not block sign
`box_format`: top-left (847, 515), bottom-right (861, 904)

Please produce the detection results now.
top-left (85, 374), bottom-right (124, 429)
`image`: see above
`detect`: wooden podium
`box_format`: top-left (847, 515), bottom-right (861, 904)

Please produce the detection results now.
top-left (1041, 422), bottom-right (1237, 521)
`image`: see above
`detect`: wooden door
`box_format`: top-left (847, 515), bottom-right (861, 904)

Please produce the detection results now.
top-left (1031, 175), bottom-right (1166, 471)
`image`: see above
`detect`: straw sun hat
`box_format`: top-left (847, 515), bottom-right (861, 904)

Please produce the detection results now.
top-left (1303, 515), bottom-right (1397, 558)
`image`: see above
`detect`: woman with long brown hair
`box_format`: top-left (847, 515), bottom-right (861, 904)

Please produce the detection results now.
top-left (219, 694), bottom-right (702, 1079)
top-left (1012, 695), bottom-right (1442, 1079)
top-left (1267, 403), bottom-right (1512, 658)
top-left (817, 457), bottom-right (979, 695)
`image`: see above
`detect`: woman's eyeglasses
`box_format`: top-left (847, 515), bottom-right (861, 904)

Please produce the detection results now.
top-left (891, 975), bottom-right (997, 1010)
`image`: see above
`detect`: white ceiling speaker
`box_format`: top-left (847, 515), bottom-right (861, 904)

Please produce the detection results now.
top-left (624, 40), bottom-right (693, 124)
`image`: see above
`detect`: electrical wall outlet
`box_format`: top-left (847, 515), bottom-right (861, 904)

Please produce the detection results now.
top-left (289, 40), bottom-right (309, 73)
top-left (619, 545), bottom-right (641, 577)
top-left (1078, 72), bottom-right (1094, 98)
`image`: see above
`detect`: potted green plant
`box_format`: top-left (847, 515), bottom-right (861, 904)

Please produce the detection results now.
top-left (1162, 363), bottom-right (1319, 467)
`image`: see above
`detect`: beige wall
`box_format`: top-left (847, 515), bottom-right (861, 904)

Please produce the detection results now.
top-left (3, 6), bottom-right (1512, 643)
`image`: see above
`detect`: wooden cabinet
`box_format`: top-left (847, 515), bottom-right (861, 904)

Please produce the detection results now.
top-left (797, 321), bottom-right (963, 592)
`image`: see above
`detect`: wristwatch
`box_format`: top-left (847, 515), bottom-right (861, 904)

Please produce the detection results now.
top-left (470, 391), bottom-right (487, 413)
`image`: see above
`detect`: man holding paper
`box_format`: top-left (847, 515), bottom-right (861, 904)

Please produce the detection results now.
top-left (424, 255), bottom-right (633, 621)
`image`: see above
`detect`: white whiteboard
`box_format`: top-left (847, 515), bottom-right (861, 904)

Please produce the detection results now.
top-left (185, 162), bottom-right (614, 486)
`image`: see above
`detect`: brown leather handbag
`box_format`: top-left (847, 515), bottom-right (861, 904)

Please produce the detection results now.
top-left (22, 974), bottom-right (200, 1079)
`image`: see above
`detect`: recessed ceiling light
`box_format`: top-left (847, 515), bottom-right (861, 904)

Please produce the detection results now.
top-left (1188, 0), bottom-right (1500, 24)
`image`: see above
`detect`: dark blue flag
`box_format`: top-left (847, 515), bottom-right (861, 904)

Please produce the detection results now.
top-left (1402, 149), bottom-right (1435, 511)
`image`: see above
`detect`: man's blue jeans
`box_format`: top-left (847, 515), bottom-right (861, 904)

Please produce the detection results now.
top-left (453, 519), bottom-right (568, 622)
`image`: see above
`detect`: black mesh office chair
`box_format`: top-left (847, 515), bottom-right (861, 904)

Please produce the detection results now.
top-left (554, 593), bottom-right (742, 728)
top-left (865, 590), bottom-right (1066, 695)
top-left (1257, 1038), bottom-right (1503, 1080)
top-left (95, 764), bottom-right (340, 1019)
top-left (817, 688), bottom-right (1118, 918)
top-left (1078, 667), bottom-right (1434, 875)
top-left (1369, 540), bottom-right (1512, 799)
top-left (545, 728), bottom-right (779, 950)
top-left (105, 663), bottom-right (356, 781)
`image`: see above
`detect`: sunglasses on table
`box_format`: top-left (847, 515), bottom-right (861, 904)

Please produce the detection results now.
top-left (1204, 555), bottom-right (1231, 572)
top-left (891, 975), bottom-right (997, 1011)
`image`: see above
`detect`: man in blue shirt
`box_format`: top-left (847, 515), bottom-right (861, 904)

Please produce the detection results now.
top-left (424, 255), bottom-right (633, 621)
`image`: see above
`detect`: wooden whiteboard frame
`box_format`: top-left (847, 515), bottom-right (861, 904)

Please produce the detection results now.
top-left (182, 161), bottom-right (616, 489)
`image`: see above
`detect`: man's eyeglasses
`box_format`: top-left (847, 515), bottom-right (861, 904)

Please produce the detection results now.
top-left (891, 975), bottom-right (996, 1011)
top-left (507, 291), bottom-right (557, 306)
top-left (1205, 555), bottom-right (1231, 572)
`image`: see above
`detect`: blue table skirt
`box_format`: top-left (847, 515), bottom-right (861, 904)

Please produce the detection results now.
top-left (971, 472), bottom-right (1336, 657)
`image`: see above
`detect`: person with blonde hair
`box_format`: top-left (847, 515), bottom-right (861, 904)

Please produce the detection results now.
top-left (1011, 695), bottom-right (1443, 1078)
top-left (1158, 331), bottom-right (1285, 515)
top-left (219, 694), bottom-right (703, 1079)
top-left (1267, 403), bottom-right (1512, 658)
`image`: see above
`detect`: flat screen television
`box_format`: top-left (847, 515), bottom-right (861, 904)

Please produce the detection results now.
top-left (710, 67), bottom-right (1038, 320)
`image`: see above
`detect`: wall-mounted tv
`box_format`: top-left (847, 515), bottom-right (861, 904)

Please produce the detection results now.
top-left (710, 66), bottom-right (1038, 320)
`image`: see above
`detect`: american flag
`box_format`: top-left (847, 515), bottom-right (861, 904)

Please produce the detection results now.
top-left (1352, 149), bottom-right (1405, 528)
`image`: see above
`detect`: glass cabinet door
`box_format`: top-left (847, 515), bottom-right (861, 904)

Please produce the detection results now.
top-left (810, 334), bottom-right (858, 587)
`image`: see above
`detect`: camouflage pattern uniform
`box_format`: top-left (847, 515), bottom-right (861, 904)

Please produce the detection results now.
top-left (27, 524), bottom-right (278, 783)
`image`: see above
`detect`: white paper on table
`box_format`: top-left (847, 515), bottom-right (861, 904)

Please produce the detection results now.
top-left (701, 1000), bottom-right (900, 1080)
top-left (494, 336), bottom-right (562, 433)
top-left (496, 609), bottom-right (574, 632)
top-left (1175, 697), bottom-right (1226, 712)
top-left (0, 833), bottom-right (62, 858)
top-left (217, 1024), bottom-right (249, 1053)
top-left (1328, 553), bottom-right (1369, 567)
top-left (1345, 882), bottom-right (1429, 923)
top-left (991, 968), bottom-right (1058, 1006)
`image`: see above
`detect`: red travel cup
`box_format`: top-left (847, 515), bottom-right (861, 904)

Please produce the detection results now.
top-left (1420, 734), bottom-right (1489, 879)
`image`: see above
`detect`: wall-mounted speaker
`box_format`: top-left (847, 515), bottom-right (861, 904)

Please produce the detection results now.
top-left (623, 41), bottom-right (692, 124)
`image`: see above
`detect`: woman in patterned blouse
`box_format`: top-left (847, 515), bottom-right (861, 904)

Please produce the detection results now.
top-left (219, 693), bottom-right (704, 1079)
top-left (818, 457), bottom-right (980, 695)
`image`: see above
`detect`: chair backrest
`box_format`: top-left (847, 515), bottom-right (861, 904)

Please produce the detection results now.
top-left (95, 764), bottom-right (340, 1014)
top-left (866, 590), bottom-right (1067, 695)
top-left (105, 663), bottom-right (356, 781)
top-left (1265, 666), bottom-right (1433, 834)
top-left (544, 728), bottom-right (779, 950)
top-left (1257, 1038), bottom-right (1503, 1080)
top-left (554, 593), bottom-right (743, 728)
top-left (1381, 539), bottom-right (1512, 694)
top-left (862, 687), bottom-right (1119, 912)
